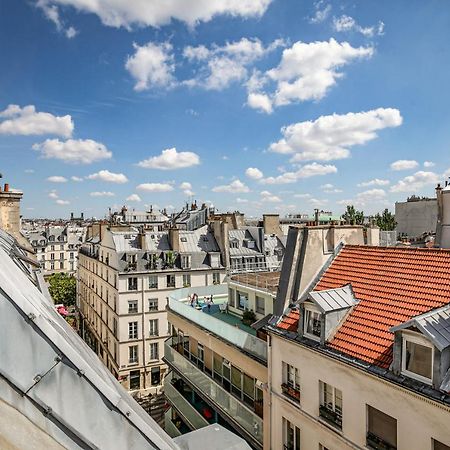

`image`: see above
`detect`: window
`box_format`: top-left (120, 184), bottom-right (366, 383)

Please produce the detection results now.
top-left (434, 440), bottom-right (450, 450)
top-left (59, 252), bottom-right (64, 260)
top-left (183, 274), bottom-right (191, 287)
top-left (304, 307), bottom-right (322, 341)
top-left (128, 300), bottom-right (138, 314)
top-left (149, 275), bottom-right (158, 289)
top-left (50, 262), bottom-right (55, 270)
top-left (256, 296), bottom-right (265, 315)
top-left (150, 342), bottom-right (159, 360)
top-left (282, 362), bottom-right (300, 403)
top-left (149, 319), bottom-right (159, 336)
top-left (181, 255), bottom-right (190, 269)
top-left (402, 333), bottom-right (433, 384)
top-left (129, 345), bottom-right (138, 364)
top-left (213, 272), bottom-right (221, 285)
top-left (128, 321), bottom-right (138, 340)
top-left (128, 277), bottom-right (138, 291)
top-left (50, 244), bottom-right (55, 250)
top-left (319, 381), bottom-right (342, 430)
top-left (367, 405), bottom-right (397, 450)
top-left (283, 417), bottom-right (300, 450)
top-left (50, 253), bottom-right (55, 260)
top-left (148, 298), bottom-right (158, 311)
top-left (151, 367), bottom-right (161, 386)
top-left (59, 262), bottom-right (64, 269)
top-left (237, 291), bottom-right (248, 310)
top-left (129, 370), bottom-right (140, 390)
top-left (167, 274), bottom-right (176, 288)
top-left (70, 252), bottom-right (74, 259)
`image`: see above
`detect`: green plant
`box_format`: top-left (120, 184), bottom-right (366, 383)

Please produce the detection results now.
top-left (242, 309), bottom-right (256, 326)
top-left (165, 251), bottom-right (177, 268)
top-left (48, 273), bottom-right (76, 306)
top-left (374, 208), bottom-right (397, 231)
top-left (341, 205), bottom-right (364, 225)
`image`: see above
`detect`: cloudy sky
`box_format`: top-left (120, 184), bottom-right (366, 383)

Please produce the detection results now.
top-left (1, 0), bottom-right (450, 218)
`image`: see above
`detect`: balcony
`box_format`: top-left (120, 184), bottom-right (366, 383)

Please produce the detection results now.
top-left (281, 383), bottom-right (300, 403)
top-left (319, 405), bottom-right (342, 429)
top-left (165, 372), bottom-right (210, 431)
top-left (164, 338), bottom-right (263, 446)
top-left (366, 432), bottom-right (397, 450)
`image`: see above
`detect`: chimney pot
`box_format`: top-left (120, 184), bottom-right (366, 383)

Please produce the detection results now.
top-left (4, 183), bottom-right (9, 192)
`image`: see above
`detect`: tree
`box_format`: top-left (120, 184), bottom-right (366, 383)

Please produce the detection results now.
top-left (374, 208), bottom-right (397, 231)
top-left (48, 273), bottom-right (76, 306)
top-left (341, 205), bottom-right (364, 225)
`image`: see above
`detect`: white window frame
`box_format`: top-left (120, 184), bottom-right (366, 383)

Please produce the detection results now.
top-left (284, 362), bottom-right (300, 391)
top-left (148, 275), bottom-right (158, 289)
top-left (149, 319), bottom-right (159, 337)
top-left (181, 255), bottom-right (191, 269)
top-left (401, 331), bottom-right (434, 385)
top-left (128, 300), bottom-right (138, 314)
top-left (128, 321), bottom-right (138, 340)
top-left (282, 417), bottom-right (300, 450)
top-left (129, 345), bottom-right (138, 364)
top-left (304, 305), bottom-right (322, 341)
top-left (149, 342), bottom-right (159, 360)
top-left (148, 298), bottom-right (158, 312)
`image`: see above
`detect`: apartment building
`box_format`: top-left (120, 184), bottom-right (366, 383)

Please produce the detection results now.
top-left (27, 225), bottom-right (84, 276)
top-left (267, 243), bottom-right (450, 450)
top-left (164, 285), bottom-right (268, 449)
top-left (77, 223), bottom-right (226, 401)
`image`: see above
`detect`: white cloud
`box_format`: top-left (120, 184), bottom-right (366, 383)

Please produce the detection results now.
top-left (36, 1), bottom-right (78, 39)
top-left (179, 181), bottom-right (192, 190)
top-left (0, 104), bottom-right (73, 137)
top-left (86, 170), bottom-right (128, 184)
top-left (36, 0), bottom-right (272, 29)
top-left (136, 183), bottom-right (174, 192)
top-left (333, 15), bottom-right (385, 37)
top-left (212, 179), bottom-right (250, 193)
top-left (125, 42), bottom-right (175, 91)
top-left (236, 197), bottom-right (248, 203)
top-left (48, 190), bottom-right (59, 199)
top-left (247, 92), bottom-right (273, 114)
top-left (357, 178), bottom-right (390, 187)
top-left (260, 190), bottom-right (281, 202)
top-left (320, 183), bottom-right (342, 193)
top-left (247, 39), bottom-right (373, 112)
top-left (56, 199), bottom-right (70, 205)
top-left (261, 163), bottom-right (337, 184)
top-left (126, 194), bottom-right (142, 202)
top-left (390, 171), bottom-right (440, 193)
top-left (293, 193), bottom-right (311, 199)
top-left (245, 167), bottom-right (264, 180)
top-left (355, 188), bottom-right (387, 206)
top-left (90, 191), bottom-right (115, 197)
top-left (47, 176), bottom-right (67, 183)
top-left (424, 161), bottom-right (435, 168)
top-left (309, 1), bottom-right (331, 24)
top-left (390, 159), bottom-right (419, 171)
top-left (71, 176), bottom-right (83, 182)
top-left (33, 138), bottom-right (112, 164)
top-left (184, 38), bottom-right (285, 91)
top-left (137, 147), bottom-right (200, 170)
top-left (270, 108), bottom-right (402, 161)
top-left (24, 169), bottom-right (35, 174)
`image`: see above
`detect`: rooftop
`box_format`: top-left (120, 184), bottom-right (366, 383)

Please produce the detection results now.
top-left (230, 271), bottom-right (281, 295)
top-left (276, 245), bottom-right (450, 369)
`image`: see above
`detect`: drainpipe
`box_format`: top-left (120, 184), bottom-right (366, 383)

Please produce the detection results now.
top-left (267, 333), bottom-right (273, 450)
top-left (141, 273), bottom-right (147, 390)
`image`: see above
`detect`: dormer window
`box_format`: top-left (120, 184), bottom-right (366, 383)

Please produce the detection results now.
top-left (304, 306), bottom-right (322, 341)
top-left (401, 333), bottom-right (433, 384)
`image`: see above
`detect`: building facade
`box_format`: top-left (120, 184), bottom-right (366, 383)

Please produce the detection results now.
top-left (267, 244), bottom-right (450, 450)
top-left (77, 224), bottom-right (226, 401)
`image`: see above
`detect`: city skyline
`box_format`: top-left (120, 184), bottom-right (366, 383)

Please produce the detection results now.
top-left (1, 1), bottom-right (450, 218)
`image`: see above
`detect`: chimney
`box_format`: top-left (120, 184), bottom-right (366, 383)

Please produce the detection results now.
top-left (70, 212), bottom-right (74, 220)
top-left (169, 227), bottom-right (180, 252)
top-left (81, 212), bottom-right (84, 220)
top-left (138, 226), bottom-right (146, 250)
top-left (314, 209), bottom-right (319, 225)
top-left (4, 183), bottom-right (9, 192)
top-left (263, 214), bottom-right (281, 236)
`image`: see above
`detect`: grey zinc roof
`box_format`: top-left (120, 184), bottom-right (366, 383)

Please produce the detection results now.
top-left (179, 226), bottom-right (220, 253)
top-left (229, 229), bottom-right (262, 256)
top-left (144, 233), bottom-right (171, 252)
top-left (391, 304), bottom-right (450, 351)
top-left (306, 284), bottom-right (358, 313)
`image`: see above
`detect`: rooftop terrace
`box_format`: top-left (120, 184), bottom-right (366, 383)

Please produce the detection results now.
top-left (230, 271), bottom-right (281, 295)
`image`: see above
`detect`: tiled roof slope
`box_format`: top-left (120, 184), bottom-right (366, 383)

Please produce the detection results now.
top-left (315, 245), bottom-right (450, 368)
top-left (277, 308), bottom-right (299, 332)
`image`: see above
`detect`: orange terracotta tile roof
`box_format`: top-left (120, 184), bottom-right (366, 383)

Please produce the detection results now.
top-left (277, 308), bottom-right (299, 332)
top-left (315, 245), bottom-right (450, 368)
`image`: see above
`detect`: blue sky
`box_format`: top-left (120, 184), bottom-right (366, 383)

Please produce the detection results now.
top-left (1, 0), bottom-right (450, 218)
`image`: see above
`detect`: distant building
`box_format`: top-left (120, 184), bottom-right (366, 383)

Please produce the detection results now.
top-left (26, 224), bottom-right (85, 277)
top-left (395, 196), bottom-right (437, 238)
